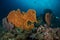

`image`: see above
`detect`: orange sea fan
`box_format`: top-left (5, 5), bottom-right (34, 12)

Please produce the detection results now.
top-left (22, 9), bottom-right (37, 30)
top-left (23, 19), bottom-right (34, 30)
top-left (7, 9), bottom-right (24, 28)
top-left (7, 9), bottom-right (37, 30)
top-left (27, 9), bottom-right (37, 22)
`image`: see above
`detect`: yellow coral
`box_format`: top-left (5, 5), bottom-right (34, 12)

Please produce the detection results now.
top-left (7, 9), bottom-right (37, 30)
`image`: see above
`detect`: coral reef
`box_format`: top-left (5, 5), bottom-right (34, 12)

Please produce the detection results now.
top-left (1, 24), bottom-right (60, 40)
top-left (0, 9), bottom-right (60, 40)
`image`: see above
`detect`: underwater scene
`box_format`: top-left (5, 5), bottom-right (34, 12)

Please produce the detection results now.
top-left (0, 0), bottom-right (60, 40)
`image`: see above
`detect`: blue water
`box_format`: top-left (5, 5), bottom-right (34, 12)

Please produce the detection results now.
top-left (0, 0), bottom-right (60, 20)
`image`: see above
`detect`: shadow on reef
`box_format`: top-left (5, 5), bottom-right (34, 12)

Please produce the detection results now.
top-left (0, 9), bottom-right (60, 40)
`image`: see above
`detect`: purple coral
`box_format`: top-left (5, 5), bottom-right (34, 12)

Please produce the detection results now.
top-left (2, 17), bottom-right (14, 31)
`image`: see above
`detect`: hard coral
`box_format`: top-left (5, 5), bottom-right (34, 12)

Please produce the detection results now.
top-left (7, 9), bottom-right (37, 30)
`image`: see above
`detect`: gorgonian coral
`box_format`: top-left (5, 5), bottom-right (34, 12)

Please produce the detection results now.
top-left (2, 17), bottom-right (14, 31)
top-left (7, 9), bottom-right (24, 28)
top-left (7, 9), bottom-right (37, 30)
